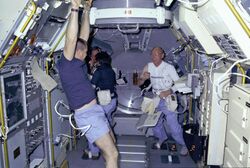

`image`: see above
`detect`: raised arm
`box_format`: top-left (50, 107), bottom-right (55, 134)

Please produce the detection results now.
top-left (138, 64), bottom-right (150, 86)
top-left (63, 0), bottom-right (81, 60)
top-left (79, 0), bottom-right (93, 41)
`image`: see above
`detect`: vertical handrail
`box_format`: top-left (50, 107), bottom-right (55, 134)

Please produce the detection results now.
top-left (45, 53), bottom-right (55, 167)
top-left (45, 29), bottom-right (66, 167)
top-left (236, 64), bottom-right (246, 84)
top-left (48, 31), bottom-right (66, 59)
top-left (46, 91), bottom-right (55, 167)
top-left (0, 86), bottom-right (9, 168)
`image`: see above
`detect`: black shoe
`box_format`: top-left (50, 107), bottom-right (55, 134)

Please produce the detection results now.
top-left (91, 153), bottom-right (100, 160)
top-left (160, 142), bottom-right (168, 150)
top-left (152, 142), bottom-right (161, 149)
top-left (167, 142), bottom-right (177, 152)
top-left (81, 150), bottom-right (90, 160)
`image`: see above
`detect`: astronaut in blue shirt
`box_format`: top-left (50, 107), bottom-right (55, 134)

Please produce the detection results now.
top-left (85, 51), bottom-right (118, 159)
top-left (91, 51), bottom-right (117, 123)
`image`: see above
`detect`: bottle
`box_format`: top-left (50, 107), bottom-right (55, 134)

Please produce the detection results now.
top-left (133, 70), bottom-right (138, 85)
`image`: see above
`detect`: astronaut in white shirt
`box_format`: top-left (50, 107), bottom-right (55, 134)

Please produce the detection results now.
top-left (140, 47), bottom-right (188, 156)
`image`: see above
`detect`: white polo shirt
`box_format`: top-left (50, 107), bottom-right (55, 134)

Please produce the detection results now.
top-left (148, 61), bottom-right (179, 94)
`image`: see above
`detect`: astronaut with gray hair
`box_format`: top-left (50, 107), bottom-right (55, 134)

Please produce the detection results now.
top-left (139, 47), bottom-right (188, 156)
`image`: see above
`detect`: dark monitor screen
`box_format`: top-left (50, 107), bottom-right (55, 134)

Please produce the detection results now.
top-left (2, 73), bottom-right (26, 129)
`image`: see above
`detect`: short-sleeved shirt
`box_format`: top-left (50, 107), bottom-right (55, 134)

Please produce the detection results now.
top-left (148, 61), bottom-right (179, 93)
top-left (57, 54), bottom-right (96, 110)
top-left (91, 64), bottom-right (117, 98)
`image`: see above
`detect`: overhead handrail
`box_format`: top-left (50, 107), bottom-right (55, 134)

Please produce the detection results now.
top-left (117, 24), bottom-right (140, 34)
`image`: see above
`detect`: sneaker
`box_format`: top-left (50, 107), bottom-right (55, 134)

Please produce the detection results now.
top-left (91, 153), bottom-right (100, 160)
top-left (180, 146), bottom-right (188, 156)
top-left (81, 150), bottom-right (91, 160)
top-left (168, 143), bottom-right (177, 152)
top-left (152, 142), bottom-right (161, 149)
